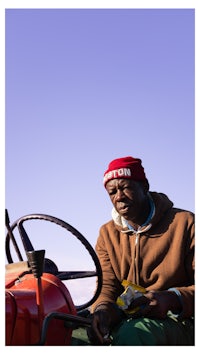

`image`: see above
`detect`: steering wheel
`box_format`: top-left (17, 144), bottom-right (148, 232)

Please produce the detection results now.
top-left (5, 213), bottom-right (102, 311)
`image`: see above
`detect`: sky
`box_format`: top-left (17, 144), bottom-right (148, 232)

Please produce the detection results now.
top-left (2, 1), bottom-right (199, 319)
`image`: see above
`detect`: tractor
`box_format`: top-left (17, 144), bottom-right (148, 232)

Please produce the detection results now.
top-left (5, 210), bottom-right (103, 345)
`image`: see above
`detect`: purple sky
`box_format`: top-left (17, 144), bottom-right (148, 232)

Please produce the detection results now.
top-left (5, 7), bottom-right (195, 305)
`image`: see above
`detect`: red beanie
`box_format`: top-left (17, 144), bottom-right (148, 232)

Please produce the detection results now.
top-left (103, 156), bottom-right (148, 186)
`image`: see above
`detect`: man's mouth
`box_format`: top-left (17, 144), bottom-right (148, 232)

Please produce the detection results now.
top-left (117, 204), bottom-right (130, 213)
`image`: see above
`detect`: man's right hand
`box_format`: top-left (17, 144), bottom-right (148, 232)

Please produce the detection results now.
top-left (87, 303), bottom-right (124, 345)
top-left (88, 309), bottom-right (112, 345)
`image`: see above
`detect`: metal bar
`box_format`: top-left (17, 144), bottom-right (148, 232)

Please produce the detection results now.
top-left (35, 312), bottom-right (91, 345)
top-left (5, 209), bottom-right (23, 261)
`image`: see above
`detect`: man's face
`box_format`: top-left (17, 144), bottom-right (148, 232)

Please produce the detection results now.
top-left (105, 178), bottom-right (148, 221)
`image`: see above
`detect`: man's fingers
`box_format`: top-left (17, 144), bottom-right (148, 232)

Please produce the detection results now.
top-left (92, 315), bottom-right (105, 343)
top-left (130, 295), bottom-right (149, 308)
top-left (91, 313), bottom-right (111, 344)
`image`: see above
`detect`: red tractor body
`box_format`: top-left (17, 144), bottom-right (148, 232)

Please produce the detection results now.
top-left (6, 263), bottom-right (77, 345)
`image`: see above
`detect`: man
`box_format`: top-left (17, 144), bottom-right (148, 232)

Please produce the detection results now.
top-left (88, 156), bottom-right (194, 345)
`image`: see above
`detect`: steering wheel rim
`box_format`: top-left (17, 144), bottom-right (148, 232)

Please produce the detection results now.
top-left (5, 213), bottom-right (102, 311)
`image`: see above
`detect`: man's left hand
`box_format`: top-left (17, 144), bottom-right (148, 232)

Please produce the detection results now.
top-left (130, 290), bottom-right (182, 319)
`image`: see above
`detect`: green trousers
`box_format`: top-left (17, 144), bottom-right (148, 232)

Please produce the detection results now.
top-left (110, 314), bottom-right (194, 346)
top-left (70, 314), bottom-right (194, 346)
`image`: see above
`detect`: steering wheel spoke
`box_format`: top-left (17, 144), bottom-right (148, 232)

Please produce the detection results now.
top-left (57, 270), bottom-right (98, 280)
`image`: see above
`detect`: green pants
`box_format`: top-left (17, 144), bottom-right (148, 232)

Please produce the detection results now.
top-left (111, 315), bottom-right (194, 345)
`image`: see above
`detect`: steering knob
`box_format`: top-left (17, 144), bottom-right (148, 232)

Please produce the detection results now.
top-left (26, 250), bottom-right (45, 278)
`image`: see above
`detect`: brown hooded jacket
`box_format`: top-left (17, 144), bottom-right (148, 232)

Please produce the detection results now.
top-left (91, 192), bottom-right (194, 319)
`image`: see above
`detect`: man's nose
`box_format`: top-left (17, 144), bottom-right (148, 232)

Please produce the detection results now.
top-left (115, 189), bottom-right (125, 201)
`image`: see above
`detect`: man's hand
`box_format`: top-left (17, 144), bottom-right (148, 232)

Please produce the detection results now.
top-left (87, 303), bottom-right (124, 345)
top-left (130, 290), bottom-right (182, 319)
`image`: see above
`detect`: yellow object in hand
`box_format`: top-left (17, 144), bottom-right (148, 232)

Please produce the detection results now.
top-left (116, 280), bottom-right (146, 315)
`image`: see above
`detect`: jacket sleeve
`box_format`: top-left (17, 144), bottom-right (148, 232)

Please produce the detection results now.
top-left (90, 224), bottom-right (123, 312)
top-left (175, 216), bottom-right (195, 319)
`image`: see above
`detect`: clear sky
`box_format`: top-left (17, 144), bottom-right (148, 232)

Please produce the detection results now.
top-left (3, 2), bottom-right (198, 309)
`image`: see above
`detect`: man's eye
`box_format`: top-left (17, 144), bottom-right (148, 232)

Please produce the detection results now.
top-left (108, 190), bottom-right (116, 195)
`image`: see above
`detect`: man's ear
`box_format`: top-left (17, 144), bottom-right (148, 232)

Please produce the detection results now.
top-left (142, 180), bottom-right (149, 194)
